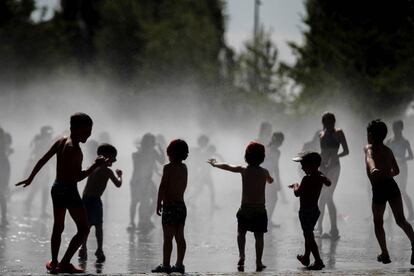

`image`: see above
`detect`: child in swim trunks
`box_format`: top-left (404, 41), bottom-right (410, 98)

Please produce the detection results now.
top-left (208, 141), bottom-right (273, 272)
top-left (16, 113), bottom-right (109, 274)
top-left (290, 151), bottom-right (331, 270)
top-left (78, 143), bottom-right (122, 262)
top-left (365, 119), bottom-right (414, 265)
top-left (152, 139), bottom-right (189, 274)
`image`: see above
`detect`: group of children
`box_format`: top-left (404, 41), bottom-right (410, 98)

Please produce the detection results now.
top-left (15, 112), bottom-right (414, 274)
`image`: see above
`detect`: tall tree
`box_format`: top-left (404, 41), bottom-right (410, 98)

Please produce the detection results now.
top-left (284, 0), bottom-right (414, 117)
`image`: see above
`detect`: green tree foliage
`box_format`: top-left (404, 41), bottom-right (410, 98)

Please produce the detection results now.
top-left (284, 0), bottom-right (414, 117)
top-left (96, 0), bottom-right (226, 85)
top-left (234, 28), bottom-right (287, 111)
top-left (0, 0), bottom-right (227, 87)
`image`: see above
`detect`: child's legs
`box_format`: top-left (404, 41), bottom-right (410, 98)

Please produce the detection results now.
top-left (60, 207), bottom-right (90, 264)
top-left (80, 225), bottom-right (92, 251)
top-left (389, 195), bottom-right (414, 244)
top-left (254, 232), bottom-right (264, 264)
top-left (302, 231), bottom-right (310, 258)
top-left (175, 224), bottom-right (186, 266)
top-left (162, 224), bottom-right (175, 266)
top-left (304, 230), bottom-right (321, 262)
top-left (95, 224), bottom-right (104, 251)
top-left (237, 227), bottom-right (247, 259)
top-left (51, 207), bottom-right (66, 263)
top-left (372, 203), bottom-right (388, 254)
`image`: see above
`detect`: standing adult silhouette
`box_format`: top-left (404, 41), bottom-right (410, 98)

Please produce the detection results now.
top-left (317, 112), bottom-right (349, 239)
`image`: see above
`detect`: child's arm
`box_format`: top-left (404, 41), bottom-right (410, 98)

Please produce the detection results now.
top-left (156, 166), bottom-right (169, 216)
top-left (320, 172), bottom-right (331, 187)
top-left (338, 129), bottom-right (349, 157)
top-left (108, 169), bottom-right (122, 187)
top-left (264, 168), bottom-right (274, 184)
top-left (365, 146), bottom-right (382, 180)
top-left (323, 176), bottom-right (332, 187)
top-left (207, 159), bottom-right (243, 173)
top-left (16, 139), bottom-right (60, 187)
top-left (288, 183), bottom-right (301, 197)
top-left (78, 156), bottom-right (108, 181)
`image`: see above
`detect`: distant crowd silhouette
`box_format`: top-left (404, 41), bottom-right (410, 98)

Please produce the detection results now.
top-left (1, 111), bottom-right (411, 273)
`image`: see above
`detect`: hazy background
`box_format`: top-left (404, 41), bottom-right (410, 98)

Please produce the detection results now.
top-left (1, 0), bottom-right (414, 274)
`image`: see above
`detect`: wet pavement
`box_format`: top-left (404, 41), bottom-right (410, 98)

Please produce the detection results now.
top-left (2, 185), bottom-right (414, 276)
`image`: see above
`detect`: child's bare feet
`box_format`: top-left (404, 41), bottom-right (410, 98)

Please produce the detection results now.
top-left (45, 260), bottom-right (58, 274)
top-left (297, 254), bottom-right (310, 267)
top-left (95, 249), bottom-right (106, 263)
top-left (237, 256), bottom-right (245, 266)
top-left (377, 253), bottom-right (391, 264)
top-left (307, 260), bottom-right (325, 270)
top-left (256, 262), bottom-right (266, 272)
top-left (411, 247), bottom-right (414, 265)
top-left (151, 264), bottom-right (171, 273)
top-left (78, 247), bottom-right (87, 260)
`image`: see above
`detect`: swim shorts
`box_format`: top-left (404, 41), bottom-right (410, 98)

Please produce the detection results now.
top-left (299, 207), bottom-right (320, 232)
top-left (51, 182), bottom-right (83, 209)
top-left (372, 177), bottom-right (401, 205)
top-left (83, 196), bottom-right (103, 225)
top-left (162, 201), bottom-right (187, 225)
top-left (236, 204), bottom-right (268, 233)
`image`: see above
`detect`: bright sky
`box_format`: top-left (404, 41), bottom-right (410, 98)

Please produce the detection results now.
top-left (34, 0), bottom-right (305, 63)
top-left (225, 0), bottom-right (305, 64)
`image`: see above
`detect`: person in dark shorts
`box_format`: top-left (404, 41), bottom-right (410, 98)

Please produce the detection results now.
top-left (152, 139), bottom-right (189, 274)
top-left (290, 151), bottom-right (331, 270)
top-left (78, 143), bottom-right (122, 262)
top-left (16, 113), bottom-right (109, 274)
top-left (208, 142), bottom-right (273, 272)
top-left (365, 119), bottom-right (414, 265)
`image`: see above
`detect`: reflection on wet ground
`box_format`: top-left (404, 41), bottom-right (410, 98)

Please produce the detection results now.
top-left (2, 196), bottom-right (414, 275)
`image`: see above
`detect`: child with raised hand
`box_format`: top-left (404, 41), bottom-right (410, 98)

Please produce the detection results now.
top-left (365, 119), bottom-right (414, 265)
top-left (290, 151), bottom-right (331, 270)
top-left (78, 143), bottom-right (122, 262)
top-left (152, 139), bottom-right (189, 274)
top-left (208, 142), bottom-right (273, 272)
top-left (16, 113), bottom-right (109, 274)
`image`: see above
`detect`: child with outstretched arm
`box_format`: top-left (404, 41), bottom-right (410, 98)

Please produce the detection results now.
top-left (290, 151), bottom-right (331, 270)
top-left (208, 142), bottom-right (273, 272)
top-left (16, 113), bottom-right (109, 274)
